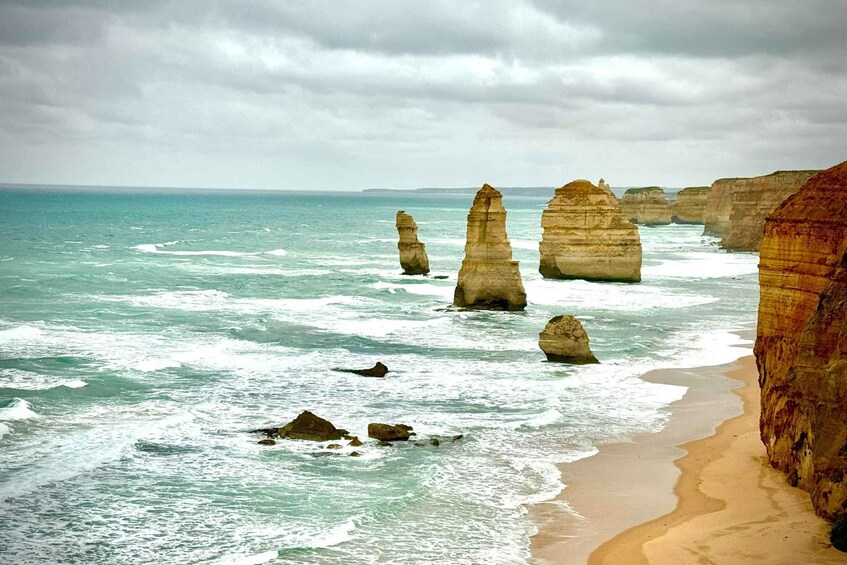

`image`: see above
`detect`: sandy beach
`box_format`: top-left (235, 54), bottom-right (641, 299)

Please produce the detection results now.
top-left (532, 355), bottom-right (844, 564)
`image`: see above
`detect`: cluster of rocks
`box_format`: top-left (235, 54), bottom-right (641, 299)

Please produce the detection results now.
top-left (254, 410), bottom-right (463, 452)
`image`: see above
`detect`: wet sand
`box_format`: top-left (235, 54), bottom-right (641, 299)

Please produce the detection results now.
top-left (532, 356), bottom-right (842, 564)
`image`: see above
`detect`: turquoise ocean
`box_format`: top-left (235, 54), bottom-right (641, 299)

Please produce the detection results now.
top-left (0, 188), bottom-right (759, 564)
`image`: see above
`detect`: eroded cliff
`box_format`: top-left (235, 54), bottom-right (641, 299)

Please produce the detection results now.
top-left (538, 179), bottom-right (641, 282)
top-left (703, 171), bottom-right (818, 248)
top-left (671, 186), bottom-right (711, 224)
top-left (619, 187), bottom-right (672, 225)
top-left (453, 184), bottom-right (527, 311)
top-left (755, 161), bottom-right (847, 519)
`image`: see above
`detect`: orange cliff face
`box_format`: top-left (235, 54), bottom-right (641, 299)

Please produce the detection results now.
top-left (755, 161), bottom-right (847, 519)
top-left (703, 170), bottom-right (818, 250)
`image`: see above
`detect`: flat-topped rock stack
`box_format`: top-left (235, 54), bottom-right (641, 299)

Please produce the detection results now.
top-left (670, 186), bottom-right (711, 224)
top-left (539, 180), bottom-right (642, 283)
top-left (755, 161), bottom-right (847, 520)
top-left (619, 187), bottom-right (672, 225)
top-left (453, 184), bottom-right (527, 311)
top-left (703, 170), bottom-right (819, 250)
top-left (395, 211), bottom-right (430, 275)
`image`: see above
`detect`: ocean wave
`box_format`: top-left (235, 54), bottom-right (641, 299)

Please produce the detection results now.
top-left (0, 369), bottom-right (87, 391)
top-left (0, 398), bottom-right (40, 421)
top-left (0, 324), bottom-right (43, 344)
top-left (133, 242), bottom-right (287, 257)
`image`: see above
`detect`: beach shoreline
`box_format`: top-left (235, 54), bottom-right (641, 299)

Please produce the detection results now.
top-left (531, 354), bottom-right (843, 564)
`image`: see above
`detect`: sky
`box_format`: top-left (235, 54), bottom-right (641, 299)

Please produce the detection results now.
top-left (0, 1), bottom-right (845, 191)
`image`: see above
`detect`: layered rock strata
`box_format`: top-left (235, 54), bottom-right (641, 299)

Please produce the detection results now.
top-left (539, 315), bottom-right (599, 364)
top-left (453, 184), bottom-right (527, 311)
top-left (396, 211), bottom-right (430, 275)
top-left (755, 161), bottom-right (847, 519)
top-left (670, 186), bottom-right (711, 224)
top-left (538, 180), bottom-right (642, 282)
top-left (703, 171), bottom-right (818, 248)
top-left (619, 187), bottom-right (672, 225)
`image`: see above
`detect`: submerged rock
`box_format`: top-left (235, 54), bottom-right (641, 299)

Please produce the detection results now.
top-left (756, 161), bottom-right (847, 519)
top-left (348, 437), bottom-right (364, 447)
top-left (260, 410), bottom-right (346, 442)
top-left (429, 438), bottom-right (440, 447)
top-left (334, 362), bottom-right (389, 378)
top-left (539, 315), bottom-right (599, 364)
top-left (396, 211), bottom-right (430, 275)
top-left (453, 184), bottom-right (527, 311)
top-left (257, 439), bottom-right (276, 446)
top-left (368, 423), bottom-right (414, 442)
top-left (539, 180), bottom-right (642, 282)
top-left (619, 187), bottom-right (672, 225)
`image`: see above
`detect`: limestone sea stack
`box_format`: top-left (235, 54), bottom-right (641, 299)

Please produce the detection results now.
top-left (670, 186), bottom-right (711, 224)
top-left (755, 161), bottom-right (847, 519)
top-left (395, 211), bottom-right (429, 275)
top-left (598, 178), bottom-right (615, 198)
top-left (619, 187), bottom-right (672, 225)
top-left (538, 180), bottom-right (642, 282)
top-left (539, 315), bottom-right (599, 364)
top-left (703, 170), bottom-right (818, 250)
top-left (453, 184), bottom-right (527, 311)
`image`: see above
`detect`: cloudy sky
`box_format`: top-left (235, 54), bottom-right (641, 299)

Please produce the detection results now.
top-left (1, 1), bottom-right (845, 190)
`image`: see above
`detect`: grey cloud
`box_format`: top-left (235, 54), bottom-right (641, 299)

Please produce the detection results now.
top-left (0, 0), bottom-right (845, 189)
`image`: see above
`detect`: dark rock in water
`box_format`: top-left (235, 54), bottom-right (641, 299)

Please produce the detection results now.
top-left (348, 437), bottom-right (363, 447)
top-left (429, 438), bottom-right (440, 447)
top-left (257, 439), bottom-right (276, 446)
top-left (414, 442), bottom-right (425, 447)
top-left (325, 444), bottom-right (342, 450)
top-left (377, 441), bottom-right (392, 447)
top-left (832, 515), bottom-right (847, 552)
top-left (368, 423), bottom-right (414, 442)
top-left (451, 434), bottom-right (464, 442)
top-left (266, 410), bottom-right (346, 442)
top-left (432, 275), bottom-right (449, 280)
top-left (334, 362), bottom-right (389, 378)
top-left (350, 451), bottom-right (361, 457)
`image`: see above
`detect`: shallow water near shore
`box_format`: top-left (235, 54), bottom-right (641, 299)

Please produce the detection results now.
top-left (0, 188), bottom-right (759, 564)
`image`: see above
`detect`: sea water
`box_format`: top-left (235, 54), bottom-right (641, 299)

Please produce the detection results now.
top-left (0, 188), bottom-right (759, 564)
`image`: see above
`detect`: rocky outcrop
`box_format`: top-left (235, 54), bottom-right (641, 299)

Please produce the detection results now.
top-left (334, 362), bottom-right (389, 378)
top-left (396, 211), bottom-right (429, 275)
top-left (368, 423), bottom-right (414, 442)
top-left (453, 184), bottom-right (527, 311)
top-left (538, 180), bottom-right (642, 282)
top-left (619, 187), bottom-right (672, 225)
top-left (703, 171), bottom-right (818, 247)
top-left (671, 186), bottom-right (711, 224)
top-left (256, 411), bottom-right (347, 442)
top-left (539, 315), bottom-right (599, 364)
top-left (598, 178), bottom-right (615, 197)
top-left (755, 161), bottom-right (847, 520)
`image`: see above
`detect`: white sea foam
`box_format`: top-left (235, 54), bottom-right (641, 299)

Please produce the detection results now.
top-left (133, 242), bottom-right (287, 257)
top-left (525, 278), bottom-right (719, 310)
top-left (0, 423), bottom-right (10, 438)
top-left (134, 359), bottom-right (183, 372)
top-left (644, 252), bottom-right (758, 279)
top-left (0, 399), bottom-right (40, 421)
top-left (0, 369), bottom-right (87, 391)
top-left (0, 325), bottom-right (43, 344)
